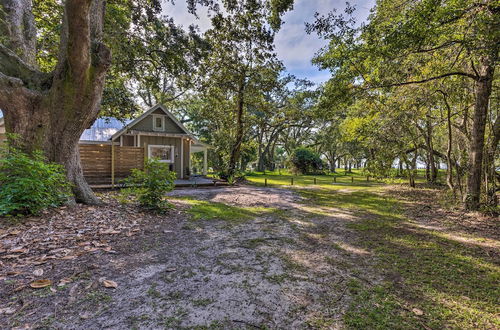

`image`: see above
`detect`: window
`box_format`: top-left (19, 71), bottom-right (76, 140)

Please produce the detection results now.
top-left (148, 145), bottom-right (174, 163)
top-left (152, 114), bottom-right (165, 131)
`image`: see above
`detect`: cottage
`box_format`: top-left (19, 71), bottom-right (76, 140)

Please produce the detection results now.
top-left (0, 104), bottom-right (210, 184)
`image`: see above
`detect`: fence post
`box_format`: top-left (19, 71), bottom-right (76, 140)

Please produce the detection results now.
top-left (265, 178), bottom-right (267, 187)
top-left (351, 176), bottom-right (354, 183)
top-left (367, 176), bottom-right (370, 181)
top-left (333, 176), bottom-right (336, 183)
top-left (291, 178), bottom-right (294, 185)
top-left (314, 178), bottom-right (317, 184)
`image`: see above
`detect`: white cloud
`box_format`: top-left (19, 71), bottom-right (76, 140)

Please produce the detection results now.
top-left (162, 2), bottom-right (212, 31)
top-left (275, 0), bottom-right (375, 84)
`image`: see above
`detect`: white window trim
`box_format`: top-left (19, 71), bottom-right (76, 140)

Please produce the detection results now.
top-left (152, 114), bottom-right (165, 132)
top-left (148, 144), bottom-right (174, 163)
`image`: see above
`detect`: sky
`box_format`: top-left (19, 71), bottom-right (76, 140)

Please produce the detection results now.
top-left (163, 0), bottom-right (376, 85)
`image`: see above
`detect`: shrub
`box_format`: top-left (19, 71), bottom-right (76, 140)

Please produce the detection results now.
top-left (289, 147), bottom-right (323, 175)
top-left (217, 170), bottom-right (245, 184)
top-left (122, 159), bottom-right (176, 211)
top-left (0, 148), bottom-right (72, 216)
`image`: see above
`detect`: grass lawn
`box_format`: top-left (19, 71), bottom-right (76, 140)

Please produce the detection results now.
top-left (245, 171), bottom-right (500, 329)
top-left (245, 169), bottom-right (376, 187)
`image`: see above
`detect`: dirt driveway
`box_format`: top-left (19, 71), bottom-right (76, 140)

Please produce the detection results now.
top-left (1, 185), bottom-right (377, 329)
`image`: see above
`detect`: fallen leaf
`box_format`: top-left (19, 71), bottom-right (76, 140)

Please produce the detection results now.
top-left (100, 229), bottom-right (121, 235)
top-left (33, 269), bottom-right (44, 277)
top-left (12, 325), bottom-right (31, 330)
top-left (165, 268), bottom-right (177, 272)
top-left (1, 254), bottom-right (20, 259)
top-left (60, 255), bottom-right (77, 260)
top-left (30, 279), bottom-right (52, 289)
top-left (412, 308), bottom-right (424, 316)
top-left (7, 271), bottom-right (22, 276)
top-left (49, 287), bottom-right (57, 293)
top-left (102, 279), bottom-right (118, 288)
top-left (0, 307), bottom-right (16, 315)
top-left (9, 230), bottom-right (21, 236)
top-left (58, 278), bottom-right (73, 286)
top-left (9, 247), bottom-right (29, 254)
top-left (13, 285), bottom-right (25, 292)
top-left (79, 312), bottom-right (91, 319)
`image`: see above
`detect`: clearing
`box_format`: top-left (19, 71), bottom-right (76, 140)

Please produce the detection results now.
top-left (0, 175), bottom-right (498, 329)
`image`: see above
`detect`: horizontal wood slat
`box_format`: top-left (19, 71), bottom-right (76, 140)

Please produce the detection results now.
top-left (79, 145), bottom-right (144, 184)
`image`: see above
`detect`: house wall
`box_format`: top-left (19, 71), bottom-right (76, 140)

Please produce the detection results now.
top-left (133, 109), bottom-right (184, 134)
top-left (122, 135), bottom-right (135, 146)
top-left (140, 136), bottom-right (190, 178)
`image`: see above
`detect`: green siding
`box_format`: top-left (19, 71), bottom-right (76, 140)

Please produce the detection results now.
top-left (133, 110), bottom-right (185, 134)
top-left (140, 136), bottom-right (184, 178)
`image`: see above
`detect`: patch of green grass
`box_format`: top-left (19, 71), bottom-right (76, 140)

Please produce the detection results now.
top-left (265, 273), bottom-right (289, 284)
top-left (280, 254), bottom-right (307, 272)
top-left (166, 290), bottom-right (183, 300)
top-left (32, 286), bottom-right (56, 298)
top-left (192, 298), bottom-right (214, 307)
top-left (300, 188), bottom-right (403, 220)
top-left (161, 308), bottom-right (188, 328)
top-left (84, 290), bottom-right (112, 304)
top-left (245, 169), bottom-right (383, 189)
top-left (183, 199), bottom-right (279, 223)
top-left (147, 284), bottom-right (162, 299)
top-left (344, 282), bottom-right (417, 329)
top-left (297, 187), bottom-right (500, 329)
top-left (242, 237), bottom-right (269, 248)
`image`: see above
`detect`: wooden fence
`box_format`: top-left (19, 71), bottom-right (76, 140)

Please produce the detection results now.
top-left (79, 144), bottom-right (144, 184)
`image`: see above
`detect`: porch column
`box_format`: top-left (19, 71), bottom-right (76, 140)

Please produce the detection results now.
top-left (203, 148), bottom-right (208, 176)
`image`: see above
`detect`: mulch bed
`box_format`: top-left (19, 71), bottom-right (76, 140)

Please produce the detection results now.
top-left (386, 184), bottom-right (499, 241)
top-left (0, 195), bottom-right (178, 305)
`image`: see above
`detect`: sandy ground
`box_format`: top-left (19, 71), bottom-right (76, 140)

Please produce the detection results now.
top-left (1, 185), bottom-right (378, 329)
top-left (169, 185), bottom-right (304, 209)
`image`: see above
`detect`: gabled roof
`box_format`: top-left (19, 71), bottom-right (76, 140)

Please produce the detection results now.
top-left (110, 104), bottom-right (191, 141)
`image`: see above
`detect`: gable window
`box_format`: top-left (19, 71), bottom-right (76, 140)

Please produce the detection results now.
top-left (153, 114), bottom-right (165, 131)
top-left (148, 145), bottom-right (174, 163)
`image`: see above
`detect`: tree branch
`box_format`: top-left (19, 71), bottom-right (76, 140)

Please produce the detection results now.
top-left (368, 72), bottom-right (480, 89)
top-left (0, 44), bottom-right (51, 90)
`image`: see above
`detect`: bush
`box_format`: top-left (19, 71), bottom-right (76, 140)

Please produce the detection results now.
top-left (0, 148), bottom-right (72, 216)
top-left (289, 147), bottom-right (323, 175)
top-left (122, 159), bottom-right (176, 211)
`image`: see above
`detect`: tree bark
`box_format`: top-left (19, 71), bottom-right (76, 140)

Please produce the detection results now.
top-left (0, 0), bottom-right (111, 204)
top-left (465, 56), bottom-right (495, 210)
top-left (439, 90), bottom-right (455, 190)
top-left (228, 75), bottom-right (245, 177)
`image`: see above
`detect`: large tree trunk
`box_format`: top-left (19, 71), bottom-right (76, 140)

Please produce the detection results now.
top-left (426, 117), bottom-right (437, 183)
top-left (0, 0), bottom-right (111, 204)
top-left (439, 90), bottom-right (454, 190)
top-left (465, 57), bottom-right (495, 210)
top-left (228, 76), bottom-right (245, 177)
top-left (485, 114), bottom-right (500, 206)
